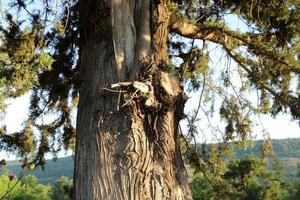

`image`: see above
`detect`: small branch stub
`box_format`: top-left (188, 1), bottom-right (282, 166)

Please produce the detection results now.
top-left (109, 80), bottom-right (155, 107)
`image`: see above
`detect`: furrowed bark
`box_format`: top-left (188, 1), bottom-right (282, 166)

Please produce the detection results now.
top-left (74, 0), bottom-right (191, 199)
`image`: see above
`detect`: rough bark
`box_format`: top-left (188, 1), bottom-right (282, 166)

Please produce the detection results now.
top-left (74, 0), bottom-right (191, 199)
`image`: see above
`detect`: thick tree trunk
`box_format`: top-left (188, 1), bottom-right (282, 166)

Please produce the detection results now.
top-left (74, 0), bottom-right (191, 199)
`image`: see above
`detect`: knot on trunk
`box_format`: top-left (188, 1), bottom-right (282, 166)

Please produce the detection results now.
top-left (153, 71), bottom-right (187, 117)
top-left (105, 70), bottom-right (187, 118)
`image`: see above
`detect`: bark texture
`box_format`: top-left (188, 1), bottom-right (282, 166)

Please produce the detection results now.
top-left (74, 0), bottom-right (191, 199)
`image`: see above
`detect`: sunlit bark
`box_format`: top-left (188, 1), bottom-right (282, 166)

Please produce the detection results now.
top-left (74, 0), bottom-right (191, 199)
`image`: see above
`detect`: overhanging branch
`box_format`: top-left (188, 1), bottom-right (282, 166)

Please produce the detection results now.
top-left (169, 15), bottom-right (227, 44)
top-left (169, 15), bottom-right (300, 118)
top-left (169, 14), bottom-right (300, 74)
top-left (222, 45), bottom-right (297, 112)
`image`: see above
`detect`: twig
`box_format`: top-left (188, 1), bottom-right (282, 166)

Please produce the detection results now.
top-left (121, 90), bottom-right (138, 107)
top-left (193, 75), bottom-right (206, 122)
top-left (100, 87), bottom-right (127, 93)
top-left (111, 82), bottom-right (132, 88)
top-left (117, 89), bottom-right (121, 111)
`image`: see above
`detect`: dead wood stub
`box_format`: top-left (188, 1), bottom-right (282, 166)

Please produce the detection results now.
top-left (107, 70), bottom-right (187, 120)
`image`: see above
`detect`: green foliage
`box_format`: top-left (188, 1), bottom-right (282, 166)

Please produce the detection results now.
top-left (12, 175), bottom-right (52, 200)
top-left (226, 156), bottom-right (290, 199)
top-left (51, 176), bottom-right (72, 200)
top-left (0, 171), bottom-right (51, 200)
top-left (0, 169), bottom-right (20, 198)
top-left (0, 169), bottom-right (74, 200)
top-left (1, 140), bottom-right (300, 200)
top-left (190, 155), bottom-right (295, 200)
top-left (0, 1), bottom-right (78, 165)
top-left (0, 13), bottom-right (54, 103)
top-left (190, 173), bottom-right (213, 200)
top-left (289, 163), bottom-right (300, 200)
top-left (186, 137), bottom-right (300, 199)
top-left (220, 96), bottom-right (253, 142)
top-left (0, 159), bottom-right (6, 166)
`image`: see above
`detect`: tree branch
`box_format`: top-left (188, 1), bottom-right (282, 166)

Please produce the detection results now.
top-left (169, 15), bottom-right (226, 44)
top-left (222, 45), bottom-right (297, 111)
top-left (169, 14), bottom-right (300, 73)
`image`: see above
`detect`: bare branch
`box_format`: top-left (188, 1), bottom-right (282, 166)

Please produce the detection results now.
top-left (169, 15), bottom-right (226, 44)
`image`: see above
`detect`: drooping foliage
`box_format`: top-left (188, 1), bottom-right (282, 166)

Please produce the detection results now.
top-left (0, 0), bottom-right (79, 166)
top-left (0, 0), bottom-right (299, 181)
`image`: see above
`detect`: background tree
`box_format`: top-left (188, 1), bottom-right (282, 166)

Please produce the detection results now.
top-left (51, 176), bottom-right (73, 200)
top-left (0, 0), bottom-right (300, 199)
top-left (190, 154), bottom-right (296, 200)
top-left (190, 172), bottom-right (214, 200)
top-left (290, 163), bottom-right (300, 200)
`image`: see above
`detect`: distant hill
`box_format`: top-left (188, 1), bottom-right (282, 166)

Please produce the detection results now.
top-left (235, 138), bottom-right (300, 158)
top-left (1, 156), bottom-right (74, 184)
top-left (235, 138), bottom-right (300, 178)
top-left (1, 138), bottom-right (300, 184)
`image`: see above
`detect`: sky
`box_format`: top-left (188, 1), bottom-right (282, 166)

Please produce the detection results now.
top-left (183, 90), bottom-right (300, 143)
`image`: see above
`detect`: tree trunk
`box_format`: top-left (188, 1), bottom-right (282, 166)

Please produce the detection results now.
top-left (74, 0), bottom-right (191, 199)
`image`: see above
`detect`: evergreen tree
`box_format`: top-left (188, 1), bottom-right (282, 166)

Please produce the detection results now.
top-left (191, 155), bottom-right (292, 200)
top-left (51, 176), bottom-right (73, 200)
top-left (0, 0), bottom-right (300, 199)
top-left (291, 163), bottom-right (300, 200)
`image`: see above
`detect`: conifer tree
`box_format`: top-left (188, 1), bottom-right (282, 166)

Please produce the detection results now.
top-left (0, 0), bottom-right (300, 199)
